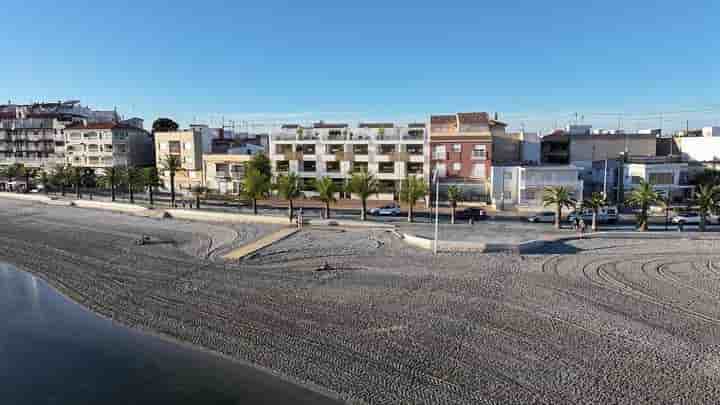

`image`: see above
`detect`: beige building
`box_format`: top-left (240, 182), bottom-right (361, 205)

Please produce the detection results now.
top-left (65, 122), bottom-right (154, 169)
top-left (155, 130), bottom-right (206, 193)
top-left (202, 154), bottom-right (252, 194)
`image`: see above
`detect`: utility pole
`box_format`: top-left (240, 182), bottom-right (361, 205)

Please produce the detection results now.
top-left (433, 167), bottom-right (440, 255)
top-left (603, 159), bottom-right (608, 198)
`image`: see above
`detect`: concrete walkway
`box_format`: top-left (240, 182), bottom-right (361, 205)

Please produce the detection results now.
top-left (223, 227), bottom-right (300, 260)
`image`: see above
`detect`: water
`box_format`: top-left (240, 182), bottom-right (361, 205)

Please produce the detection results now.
top-left (0, 263), bottom-right (341, 405)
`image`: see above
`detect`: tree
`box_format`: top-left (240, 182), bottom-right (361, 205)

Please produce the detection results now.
top-left (17, 166), bottom-right (38, 193)
top-left (542, 186), bottom-right (577, 229)
top-left (142, 167), bottom-right (162, 206)
top-left (190, 185), bottom-right (208, 209)
top-left (447, 185), bottom-right (464, 225)
top-left (626, 180), bottom-right (661, 232)
top-left (126, 167), bottom-right (145, 204)
top-left (35, 169), bottom-right (50, 195)
top-left (162, 155), bottom-right (183, 208)
top-left (151, 118), bottom-right (179, 133)
top-left (50, 165), bottom-right (71, 196)
top-left (692, 184), bottom-right (720, 232)
top-left (400, 176), bottom-right (428, 223)
top-left (274, 172), bottom-right (303, 222)
top-left (314, 177), bottom-right (337, 219)
top-left (245, 153), bottom-right (272, 179)
top-left (98, 166), bottom-right (123, 201)
top-left (347, 170), bottom-right (378, 221)
top-left (241, 168), bottom-right (271, 215)
top-left (582, 192), bottom-right (607, 232)
top-left (2, 163), bottom-right (23, 192)
top-left (70, 167), bottom-right (85, 198)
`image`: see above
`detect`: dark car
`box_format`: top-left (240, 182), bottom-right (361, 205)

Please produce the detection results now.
top-left (455, 207), bottom-right (488, 221)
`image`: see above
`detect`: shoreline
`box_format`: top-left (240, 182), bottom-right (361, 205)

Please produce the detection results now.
top-left (3, 262), bottom-right (345, 404)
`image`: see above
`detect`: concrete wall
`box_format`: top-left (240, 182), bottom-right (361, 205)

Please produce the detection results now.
top-left (570, 134), bottom-right (656, 162)
top-left (676, 137), bottom-right (720, 162)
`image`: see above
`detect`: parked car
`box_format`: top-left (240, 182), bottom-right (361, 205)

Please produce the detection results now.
top-left (368, 204), bottom-right (401, 216)
top-left (672, 212), bottom-right (703, 225)
top-left (455, 207), bottom-right (488, 221)
top-left (528, 212), bottom-right (556, 223)
top-left (567, 206), bottom-right (618, 224)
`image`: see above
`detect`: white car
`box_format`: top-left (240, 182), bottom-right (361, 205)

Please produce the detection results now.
top-left (369, 204), bottom-right (401, 216)
top-left (672, 212), bottom-right (703, 225)
top-left (528, 212), bottom-right (556, 223)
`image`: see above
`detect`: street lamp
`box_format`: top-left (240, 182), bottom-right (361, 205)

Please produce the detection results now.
top-left (433, 166), bottom-right (440, 255)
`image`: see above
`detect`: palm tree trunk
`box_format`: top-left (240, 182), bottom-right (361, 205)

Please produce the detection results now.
top-left (288, 200), bottom-right (294, 222)
top-left (196, 194), bottom-right (200, 209)
top-left (451, 204), bottom-right (456, 225)
top-left (592, 211), bottom-right (598, 232)
top-left (325, 202), bottom-right (330, 219)
top-left (76, 182), bottom-right (81, 199)
top-left (700, 214), bottom-right (707, 232)
top-left (252, 198), bottom-right (258, 215)
top-left (149, 186), bottom-right (154, 206)
top-left (639, 205), bottom-right (648, 231)
top-left (555, 206), bottom-right (561, 229)
top-left (24, 174), bottom-right (30, 193)
top-left (111, 179), bottom-right (116, 201)
top-left (170, 173), bottom-right (175, 208)
top-left (361, 199), bottom-right (367, 221)
top-left (61, 184), bottom-right (65, 196)
top-left (129, 186), bottom-right (134, 204)
top-left (408, 204), bottom-right (413, 223)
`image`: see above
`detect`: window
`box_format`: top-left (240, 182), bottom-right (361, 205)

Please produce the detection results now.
top-left (276, 160), bottom-right (289, 172)
top-left (353, 162), bottom-right (368, 173)
top-left (452, 144), bottom-right (461, 153)
top-left (326, 161), bottom-right (341, 172)
top-left (353, 144), bottom-right (368, 155)
top-left (472, 164), bottom-right (486, 178)
top-left (379, 162), bottom-right (395, 174)
top-left (407, 163), bottom-right (423, 174)
top-left (432, 145), bottom-right (446, 160)
top-left (168, 141), bottom-right (181, 154)
top-left (379, 144), bottom-right (396, 155)
top-left (302, 161), bottom-right (316, 172)
top-left (215, 163), bottom-right (229, 176)
top-left (649, 172), bottom-right (673, 185)
top-left (452, 162), bottom-right (461, 172)
top-left (472, 145), bottom-right (486, 160)
top-left (115, 144), bottom-right (127, 153)
top-left (406, 144), bottom-right (423, 155)
top-left (326, 144), bottom-right (343, 154)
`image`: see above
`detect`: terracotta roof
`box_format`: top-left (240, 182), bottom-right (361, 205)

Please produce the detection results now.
top-left (457, 112), bottom-right (489, 125)
top-left (430, 115), bottom-right (456, 125)
top-left (313, 122), bottom-right (348, 129)
top-left (358, 123), bottom-right (394, 129)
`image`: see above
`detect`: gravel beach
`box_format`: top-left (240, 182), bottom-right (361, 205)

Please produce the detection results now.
top-left (2, 198), bottom-right (720, 404)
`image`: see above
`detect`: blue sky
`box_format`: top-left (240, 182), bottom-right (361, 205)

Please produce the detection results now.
top-left (1, 1), bottom-right (718, 132)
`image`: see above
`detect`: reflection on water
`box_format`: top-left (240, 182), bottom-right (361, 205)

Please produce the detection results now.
top-left (0, 263), bottom-right (339, 405)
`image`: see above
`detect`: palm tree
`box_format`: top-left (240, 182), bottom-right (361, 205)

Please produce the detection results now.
top-left (692, 184), bottom-right (720, 232)
top-left (50, 164), bottom-right (70, 196)
top-left (35, 169), bottom-right (50, 195)
top-left (542, 186), bottom-right (577, 229)
top-left (274, 172), bottom-right (303, 222)
top-left (142, 167), bottom-right (161, 206)
top-left (347, 170), bottom-right (378, 221)
top-left (314, 176), bottom-right (337, 219)
top-left (241, 168), bottom-right (270, 215)
top-left (97, 166), bottom-right (122, 201)
top-left (126, 167), bottom-right (145, 204)
top-left (626, 180), bottom-right (661, 232)
top-left (162, 155), bottom-right (183, 208)
top-left (400, 176), bottom-right (428, 223)
top-left (447, 185), bottom-right (463, 224)
top-left (18, 166), bottom-right (37, 193)
top-left (190, 185), bottom-right (209, 209)
top-left (70, 167), bottom-right (85, 198)
top-left (582, 192), bottom-right (607, 232)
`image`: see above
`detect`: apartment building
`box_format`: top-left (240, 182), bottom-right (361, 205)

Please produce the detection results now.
top-left (154, 130), bottom-right (207, 193)
top-left (64, 123), bottom-right (153, 169)
top-left (428, 112), bottom-right (508, 200)
top-left (269, 122), bottom-right (427, 200)
top-left (622, 157), bottom-right (694, 203)
top-left (0, 118), bottom-right (67, 169)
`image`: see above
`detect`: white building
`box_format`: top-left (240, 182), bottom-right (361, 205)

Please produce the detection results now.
top-left (270, 122), bottom-right (427, 200)
top-left (64, 123), bottom-right (154, 169)
top-left (675, 128), bottom-right (720, 163)
top-left (491, 165), bottom-right (583, 211)
top-left (622, 161), bottom-right (693, 203)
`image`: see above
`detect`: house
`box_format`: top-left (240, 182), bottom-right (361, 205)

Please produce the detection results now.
top-left (154, 130), bottom-right (208, 194)
top-left (490, 165), bottom-right (583, 211)
top-left (202, 154), bottom-right (253, 194)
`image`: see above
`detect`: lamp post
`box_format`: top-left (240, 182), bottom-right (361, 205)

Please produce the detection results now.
top-left (433, 166), bottom-right (440, 255)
